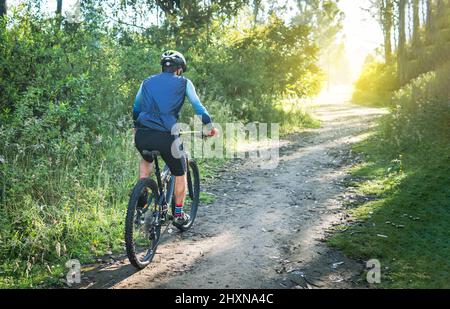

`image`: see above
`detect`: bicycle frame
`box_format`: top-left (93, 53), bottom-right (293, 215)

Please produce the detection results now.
top-left (153, 158), bottom-right (175, 210)
top-left (153, 152), bottom-right (194, 208)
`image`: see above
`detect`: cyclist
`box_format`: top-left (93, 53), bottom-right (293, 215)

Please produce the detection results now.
top-left (132, 50), bottom-right (217, 227)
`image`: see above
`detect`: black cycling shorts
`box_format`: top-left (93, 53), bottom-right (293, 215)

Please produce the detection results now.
top-left (135, 128), bottom-right (186, 176)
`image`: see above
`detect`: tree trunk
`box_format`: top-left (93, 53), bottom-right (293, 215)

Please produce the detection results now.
top-left (55, 0), bottom-right (63, 30)
top-left (425, 0), bottom-right (433, 42)
top-left (436, 0), bottom-right (445, 18)
top-left (384, 0), bottom-right (394, 63)
top-left (398, 0), bottom-right (407, 84)
top-left (412, 0), bottom-right (421, 46)
top-left (253, 0), bottom-right (261, 25)
top-left (56, 0), bottom-right (62, 15)
top-left (0, 0), bottom-right (6, 17)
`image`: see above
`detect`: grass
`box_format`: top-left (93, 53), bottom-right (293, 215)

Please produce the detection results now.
top-left (0, 195), bottom-right (128, 289)
top-left (328, 133), bottom-right (450, 288)
top-left (275, 98), bottom-right (321, 133)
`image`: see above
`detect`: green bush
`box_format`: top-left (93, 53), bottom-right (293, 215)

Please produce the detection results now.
top-left (352, 59), bottom-right (399, 106)
top-left (382, 62), bottom-right (450, 152)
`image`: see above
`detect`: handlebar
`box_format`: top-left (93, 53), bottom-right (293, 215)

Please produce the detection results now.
top-left (179, 130), bottom-right (202, 135)
top-left (133, 128), bottom-right (216, 138)
top-left (179, 130), bottom-right (215, 138)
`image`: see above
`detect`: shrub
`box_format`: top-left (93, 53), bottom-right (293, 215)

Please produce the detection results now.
top-left (352, 59), bottom-right (399, 106)
top-left (382, 62), bottom-right (450, 152)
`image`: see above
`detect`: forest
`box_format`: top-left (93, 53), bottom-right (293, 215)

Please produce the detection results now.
top-left (333, 0), bottom-right (450, 288)
top-left (0, 0), bottom-right (449, 289)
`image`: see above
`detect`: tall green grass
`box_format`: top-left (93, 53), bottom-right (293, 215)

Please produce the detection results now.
top-left (0, 130), bottom-right (138, 288)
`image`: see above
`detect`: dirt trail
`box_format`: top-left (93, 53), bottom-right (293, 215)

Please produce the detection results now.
top-left (75, 90), bottom-right (387, 289)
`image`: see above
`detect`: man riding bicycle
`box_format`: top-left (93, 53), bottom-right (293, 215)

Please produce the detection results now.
top-left (132, 50), bottom-right (217, 228)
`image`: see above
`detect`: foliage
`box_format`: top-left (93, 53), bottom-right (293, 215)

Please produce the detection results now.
top-left (401, 0), bottom-right (450, 83)
top-left (292, 0), bottom-right (346, 86)
top-left (382, 62), bottom-right (450, 152)
top-left (192, 15), bottom-right (322, 122)
top-left (352, 57), bottom-right (399, 106)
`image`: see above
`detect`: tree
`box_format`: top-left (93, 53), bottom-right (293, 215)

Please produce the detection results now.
top-left (154, 0), bottom-right (248, 22)
top-left (292, 0), bottom-right (344, 50)
top-left (291, 0), bottom-right (343, 89)
top-left (383, 0), bottom-right (394, 62)
top-left (110, 0), bottom-right (248, 48)
top-left (0, 0), bottom-right (6, 17)
top-left (56, 0), bottom-right (62, 14)
top-left (154, 0), bottom-right (181, 18)
top-left (425, 0), bottom-right (433, 41)
top-left (55, 0), bottom-right (63, 29)
top-left (398, 0), bottom-right (407, 84)
top-left (252, 0), bottom-right (262, 25)
top-left (367, 0), bottom-right (394, 63)
top-left (412, 0), bottom-right (421, 47)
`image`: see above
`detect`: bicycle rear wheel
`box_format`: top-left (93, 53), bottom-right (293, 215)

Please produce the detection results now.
top-left (125, 178), bottom-right (160, 269)
top-left (173, 159), bottom-right (200, 232)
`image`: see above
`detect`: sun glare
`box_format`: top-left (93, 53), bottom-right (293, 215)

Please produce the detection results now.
top-left (339, 0), bottom-right (384, 81)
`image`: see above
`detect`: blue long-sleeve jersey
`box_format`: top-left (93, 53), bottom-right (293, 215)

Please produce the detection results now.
top-left (133, 72), bottom-right (212, 132)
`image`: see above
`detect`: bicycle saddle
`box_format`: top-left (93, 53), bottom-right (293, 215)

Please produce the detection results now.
top-left (142, 150), bottom-right (160, 161)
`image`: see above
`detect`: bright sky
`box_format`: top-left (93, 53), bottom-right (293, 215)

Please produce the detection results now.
top-left (339, 0), bottom-right (384, 80)
top-left (9, 0), bottom-right (79, 15)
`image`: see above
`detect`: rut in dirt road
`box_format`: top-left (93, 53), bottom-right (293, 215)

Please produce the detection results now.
top-left (77, 98), bottom-right (387, 289)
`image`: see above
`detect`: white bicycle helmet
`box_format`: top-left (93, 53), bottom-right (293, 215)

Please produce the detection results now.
top-left (160, 50), bottom-right (187, 72)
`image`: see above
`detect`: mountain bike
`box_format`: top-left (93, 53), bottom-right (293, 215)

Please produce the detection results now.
top-left (125, 132), bottom-right (202, 270)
